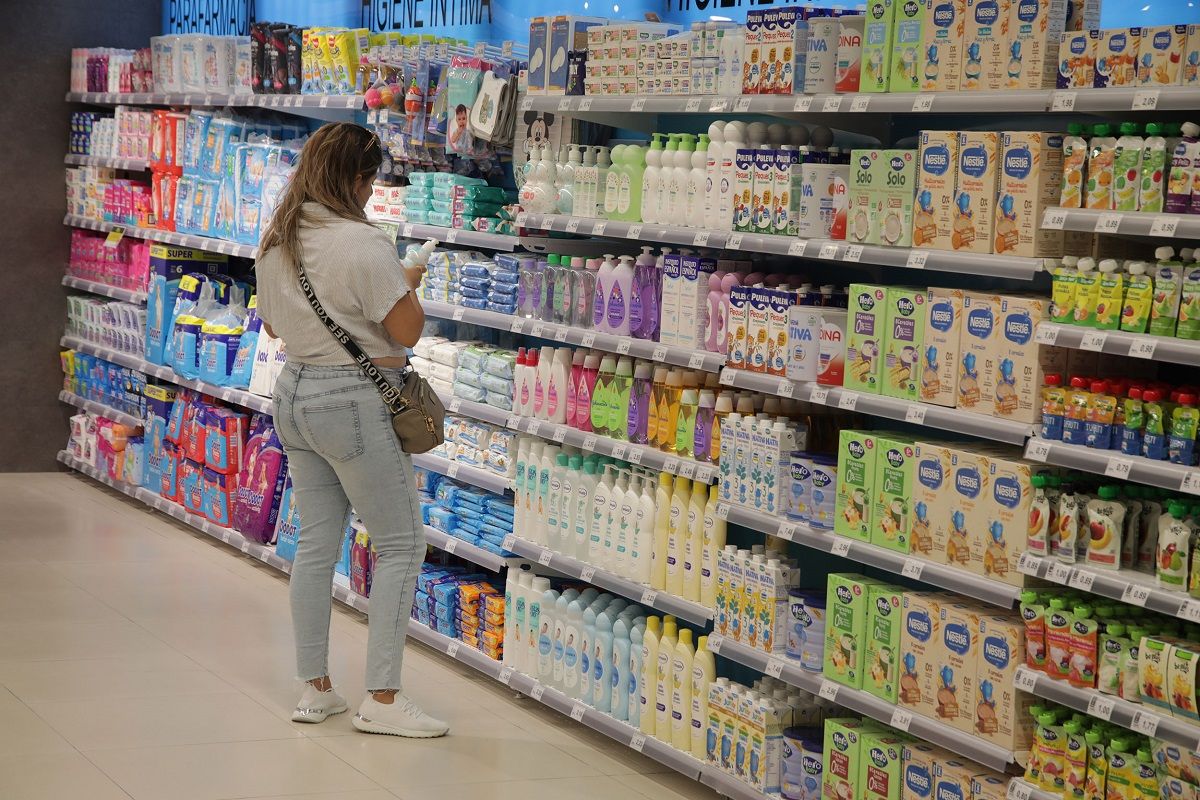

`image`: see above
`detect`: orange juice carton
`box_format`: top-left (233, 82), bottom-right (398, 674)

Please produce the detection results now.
top-left (901, 742), bottom-right (946, 800)
top-left (1137, 25), bottom-right (1189, 85)
top-left (995, 131), bottom-right (1065, 258)
top-left (915, 131), bottom-right (959, 251)
top-left (1005, 0), bottom-right (1070, 89)
top-left (899, 591), bottom-right (943, 719)
top-left (979, 453), bottom-right (1035, 584)
top-left (912, 441), bottom-right (954, 560)
top-left (1057, 30), bottom-right (1095, 87)
top-left (920, 288), bottom-right (964, 408)
top-left (934, 601), bottom-right (980, 733)
top-left (859, 730), bottom-right (908, 800)
top-left (1167, 642), bottom-right (1200, 722)
top-left (952, 131), bottom-right (999, 254)
top-left (977, 615), bottom-right (1035, 751)
top-left (940, 447), bottom-right (990, 568)
top-left (989, 294), bottom-right (1067, 425)
top-left (963, 0), bottom-right (1009, 90)
top-left (959, 293), bottom-right (998, 413)
top-left (933, 756), bottom-right (979, 800)
top-left (1184, 25), bottom-right (1200, 85)
top-left (920, 0), bottom-right (965, 91)
top-left (1092, 28), bottom-right (1141, 88)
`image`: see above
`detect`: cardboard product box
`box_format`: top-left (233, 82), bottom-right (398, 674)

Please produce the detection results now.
top-left (743, 10), bottom-right (766, 93)
top-left (1005, 0), bottom-right (1070, 89)
top-left (1138, 24), bottom-right (1189, 85)
top-left (899, 592), bottom-right (942, 719)
top-left (865, 584), bottom-right (906, 704)
top-left (836, 15), bottom-right (866, 93)
top-left (1057, 30), bottom-right (1095, 87)
top-left (995, 131), bottom-right (1065, 258)
top-left (872, 434), bottom-right (918, 554)
top-left (962, 0), bottom-right (1008, 90)
top-left (920, 0), bottom-right (965, 91)
top-left (528, 18), bottom-right (551, 94)
top-left (876, 149), bottom-right (917, 248)
top-left (933, 758), bottom-right (979, 800)
top-left (976, 614), bottom-right (1035, 750)
top-left (848, 150), bottom-right (881, 245)
top-left (928, 446), bottom-right (990, 569)
top-left (862, 0), bottom-right (897, 92)
top-left (548, 16), bottom-right (607, 94)
top-left (890, 0), bottom-right (927, 92)
top-left (958, 292), bottom-right (997, 413)
top-left (988, 294), bottom-right (1067, 424)
top-left (933, 602), bottom-right (981, 733)
top-left (1065, 0), bottom-right (1100, 31)
top-left (970, 774), bottom-right (1009, 800)
top-left (824, 573), bottom-right (881, 688)
top-left (901, 742), bottom-right (946, 800)
top-left (859, 730), bottom-right (908, 800)
top-left (805, 16), bottom-right (840, 94)
top-left (952, 131), bottom-right (999, 254)
top-left (920, 288), bottom-right (963, 408)
top-left (978, 452), bottom-right (1035, 583)
top-left (1184, 25), bottom-right (1200, 85)
top-left (846, 283), bottom-right (887, 394)
top-left (911, 441), bottom-right (953, 560)
top-left (773, 7), bottom-right (805, 94)
top-left (882, 287), bottom-right (925, 402)
top-left (1093, 27), bottom-right (1141, 87)
top-left (915, 131), bottom-right (959, 251)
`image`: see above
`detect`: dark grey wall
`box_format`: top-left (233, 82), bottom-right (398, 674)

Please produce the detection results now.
top-left (1, 0), bottom-right (161, 470)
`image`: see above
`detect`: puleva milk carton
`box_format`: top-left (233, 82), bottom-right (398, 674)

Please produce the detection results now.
top-left (883, 287), bottom-right (925, 402)
top-left (1005, 0), bottom-right (1070, 89)
top-left (920, 0), bottom-right (965, 91)
top-left (979, 452), bottom-right (1035, 584)
top-left (963, 0), bottom-right (1008, 90)
top-left (915, 131), bottom-right (959, 251)
top-left (989, 294), bottom-right (1066, 424)
top-left (862, 0), bottom-right (898, 92)
top-left (994, 131), bottom-right (1065, 258)
top-left (912, 441), bottom-right (953, 559)
top-left (958, 293), bottom-right (998, 413)
top-left (872, 434), bottom-right (917, 554)
top-left (836, 429), bottom-right (877, 541)
top-left (865, 583), bottom-right (906, 704)
top-left (934, 602), bottom-right (980, 734)
top-left (977, 615), bottom-right (1035, 751)
top-left (1138, 25), bottom-right (1189, 85)
top-left (899, 592), bottom-right (942, 719)
top-left (890, 0), bottom-right (927, 92)
top-left (921, 287), bottom-right (964, 408)
top-left (953, 131), bottom-right (999, 254)
top-left (846, 283), bottom-right (886, 393)
top-left (825, 574), bottom-right (880, 688)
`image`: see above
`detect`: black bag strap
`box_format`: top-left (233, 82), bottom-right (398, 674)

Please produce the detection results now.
top-left (295, 257), bottom-right (407, 415)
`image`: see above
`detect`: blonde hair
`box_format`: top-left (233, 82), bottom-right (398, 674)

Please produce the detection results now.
top-left (258, 122), bottom-right (383, 272)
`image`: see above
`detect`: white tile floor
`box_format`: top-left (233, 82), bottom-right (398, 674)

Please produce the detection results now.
top-left (0, 472), bottom-right (724, 800)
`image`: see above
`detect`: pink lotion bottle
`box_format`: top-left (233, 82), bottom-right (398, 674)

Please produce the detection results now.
top-left (703, 271), bottom-right (728, 352)
top-left (513, 347), bottom-right (528, 414)
top-left (566, 350), bottom-right (585, 426)
top-left (576, 353), bottom-right (601, 431)
top-left (716, 273), bottom-right (742, 355)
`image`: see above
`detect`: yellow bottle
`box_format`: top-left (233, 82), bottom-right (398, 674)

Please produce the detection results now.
top-left (671, 628), bottom-right (696, 751)
top-left (683, 479), bottom-right (707, 602)
top-left (655, 617), bottom-right (678, 741)
top-left (701, 484), bottom-right (727, 610)
top-left (662, 370), bottom-right (684, 452)
top-left (666, 477), bottom-right (691, 597)
top-left (711, 393), bottom-right (733, 463)
top-left (639, 616), bottom-right (661, 735)
top-left (674, 387), bottom-right (699, 459)
top-left (652, 473), bottom-right (674, 590)
top-left (690, 634), bottom-right (717, 759)
top-left (648, 366), bottom-right (668, 447)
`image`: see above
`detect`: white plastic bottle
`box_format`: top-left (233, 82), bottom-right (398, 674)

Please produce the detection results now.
top-left (652, 473), bottom-right (674, 589)
top-left (690, 634), bottom-right (716, 758)
top-left (671, 627), bottom-right (696, 750)
top-left (701, 484), bottom-right (726, 609)
top-left (604, 469), bottom-right (628, 570)
top-left (718, 121), bottom-right (747, 231)
top-left (547, 452), bottom-right (569, 552)
top-left (594, 147), bottom-right (612, 219)
top-left (666, 476), bottom-right (691, 597)
top-left (705, 122), bottom-right (726, 228)
top-left (655, 617), bottom-right (679, 740)
top-left (502, 568), bottom-right (520, 667)
top-left (551, 588), bottom-right (579, 688)
top-left (639, 616), bottom-right (661, 735)
top-left (514, 436), bottom-right (530, 534)
top-left (557, 144), bottom-right (582, 215)
top-left (628, 620), bottom-right (645, 724)
top-left (687, 134), bottom-right (709, 229)
top-left (537, 444), bottom-right (558, 545)
top-left (513, 570), bottom-right (534, 672)
top-left (659, 134), bottom-right (681, 223)
top-left (604, 144), bottom-right (626, 219)
top-left (574, 146), bottom-right (597, 217)
top-left (634, 474), bottom-right (656, 585)
top-left (614, 471), bottom-right (636, 577)
top-left (590, 464), bottom-right (616, 566)
top-left (547, 348), bottom-right (571, 424)
top-left (669, 135), bottom-right (695, 222)
top-left (593, 599), bottom-right (626, 712)
top-left (571, 458), bottom-right (598, 559)
top-left (515, 347), bottom-right (533, 417)
top-left (523, 441), bottom-right (543, 543)
top-left (683, 478), bottom-right (707, 602)
top-left (579, 595), bottom-right (611, 703)
top-left (641, 134), bottom-right (665, 224)
top-left (558, 454), bottom-right (581, 553)
top-left (532, 577), bottom-right (554, 681)
top-left (612, 617), bottom-right (633, 721)
top-left (562, 591), bottom-right (590, 696)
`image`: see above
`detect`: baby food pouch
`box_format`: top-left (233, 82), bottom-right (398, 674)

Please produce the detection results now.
top-left (1049, 258), bottom-right (1079, 324)
top-left (1084, 381), bottom-right (1117, 451)
top-left (1041, 375), bottom-right (1067, 441)
top-left (1063, 719), bottom-right (1088, 800)
top-left (1045, 597), bottom-right (1073, 681)
top-left (1093, 260), bottom-right (1124, 330)
top-left (1177, 264), bottom-right (1200, 340)
top-left (1085, 486), bottom-right (1125, 569)
top-left (1083, 729), bottom-right (1107, 800)
top-left (1020, 591), bottom-right (1049, 671)
top-left (1084, 125), bottom-right (1117, 210)
top-left (1104, 738), bottom-right (1139, 800)
top-left (1120, 493), bottom-right (1143, 569)
top-left (1036, 711), bottom-right (1067, 792)
top-left (1062, 378), bottom-right (1091, 446)
top-left (1028, 474), bottom-right (1052, 554)
top-left (1168, 396), bottom-right (1199, 466)
top-left (1166, 643), bottom-right (1199, 722)
top-left (1098, 623), bottom-right (1130, 696)
top-left (1072, 258), bottom-right (1101, 325)
top-left (1149, 247), bottom-right (1184, 337)
top-left (1059, 125), bottom-right (1088, 208)
top-left (1120, 625), bottom-right (1149, 702)
top-left (1157, 501), bottom-right (1192, 589)
top-left (1068, 604), bottom-right (1099, 688)
top-left (1136, 497), bottom-right (1162, 574)
top-left (1054, 482), bottom-right (1082, 564)
top-left (1139, 635), bottom-right (1172, 709)
top-left (1141, 390), bottom-right (1168, 461)
top-left (1120, 262), bottom-right (1154, 333)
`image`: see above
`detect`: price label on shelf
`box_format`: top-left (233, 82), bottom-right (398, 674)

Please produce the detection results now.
top-left (319, 96), bottom-right (330, 108)
top-left (1087, 694), bottom-right (1116, 721)
top-left (580, 333), bottom-right (596, 348)
top-left (777, 379), bottom-right (795, 398)
top-left (565, 218), bottom-right (581, 233)
top-left (527, 420), bottom-right (542, 437)
top-left (734, 97), bottom-right (752, 112)
top-left (685, 98), bottom-right (702, 112)
top-left (531, 683), bottom-right (546, 701)
top-left (727, 233), bottom-right (744, 250)
top-left (911, 94), bottom-right (934, 113)
top-left (809, 387), bottom-right (830, 405)
top-left (588, 221), bottom-right (605, 237)
top-left (583, 435), bottom-right (598, 451)
top-left (1121, 583), bottom-right (1151, 607)
top-left (707, 633), bottom-right (723, 653)
top-left (719, 370), bottom-right (737, 386)
top-left (904, 405), bottom-right (928, 425)
top-left (506, 414), bottom-right (521, 430)
top-left (1182, 471), bottom-right (1200, 496)
top-left (1130, 711), bottom-right (1159, 737)
top-left (1131, 90), bottom-right (1160, 111)
top-left (818, 243), bottom-right (839, 260)
top-left (837, 392), bottom-right (859, 411)
top-left (451, 307), bottom-right (466, 322)
top-left (1094, 213), bottom-right (1122, 234)
top-left (1050, 91), bottom-right (1077, 112)
top-left (818, 681), bottom-right (840, 702)
top-left (693, 231), bottom-right (710, 247)
top-left (1080, 330), bottom-right (1108, 352)
top-left (446, 641), bottom-right (460, 658)
top-left (652, 345), bottom-right (668, 361)
top-left (1008, 780), bottom-right (1034, 800)
top-left (1014, 668), bottom-right (1038, 693)
top-left (688, 353), bottom-right (706, 370)
top-left (1148, 215), bottom-right (1179, 237)
top-left (788, 240), bottom-right (808, 257)
top-left (777, 522), bottom-right (798, 541)
top-left (831, 538), bottom-right (852, 558)
top-left (1068, 570), bottom-right (1096, 592)
top-left (765, 658), bottom-right (785, 678)
top-left (890, 708), bottom-right (914, 732)
top-left (220, 529), bottom-right (233, 544)
top-left (709, 98), bottom-right (729, 112)
top-left (849, 95), bottom-right (870, 112)
top-left (901, 559), bottom-right (924, 580)
top-left (1126, 337), bottom-right (1157, 359)
top-left (717, 503), bottom-right (730, 520)
top-left (558, 97), bottom-right (572, 112)
top-left (514, 213), bottom-right (528, 227)
top-left (509, 319), bottom-right (525, 334)
top-left (640, 588), bottom-right (658, 606)
top-left (822, 95), bottom-right (843, 112)
top-left (1025, 439), bottom-right (1052, 462)
top-left (552, 428), bottom-right (567, 443)
top-left (663, 458), bottom-right (679, 474)
top-left (1179, 599), bottom-right (1200, 623)
top-left (443, 538), bottom-right (458, 555)
top-left (530, 323), bottom-right (545, 338)
top-left (630, 733), bottom-right (647, 752)
top-left (401, 223), bottom-right (415, 238)
top-left (844, 245), bottom-right (864, 263)
top-left (238, 539), bottom-right (253, 554)
top-left (1041, 209), bottom-right (1068, 230)
top-left (628, 449), bottom-right (643, 465)
top-left (793, 96), bottom-right (813, 112)
top-left (612, 444), bottom-right (628, 459)
top-left (446, 463), bottom-right (460, 480)
top-left (906, 250), bottom-right (929, 270)
top-left (679, 462), bottom-right (696, 480)
top-left (630, 98), bottom-right (646, 112)
top-left (498, 666), bottom-right (515, 686)
top-left (570, 702), bottom-right (587, 721)
top-left (553, 328), bottom-right (568, 343)
top-left (1047, 562), bottom-right (1073, 584)
top-left (579, 98), bottom-right (593, 112)
top-left (1104, 457), bottom-right (1133, 479)
top-left (445, 229), bottom-right (458, 243)
top-left (579, 566), bottom-right (596, 583)
top-left (448, 398), bottom-right (462, 413)
top-left (627, 224), bottom-right (643, 239)
top-left (1017, 552), bottom-right (1042, 576)
top-left (502, 534), bottom-right (517, 550)
top-left (538, 550), bottom-right (553, 566)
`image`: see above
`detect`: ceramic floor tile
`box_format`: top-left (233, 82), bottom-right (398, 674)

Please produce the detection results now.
top-left (0, 688), bottom-right (75, 757)
top-left (0, 751), bottom-right (133, 800)
top-left (0, 656), bottom-right (228, 704)
top-left (614, 768), bottom-right (727, 799)
top-left (228, 792), bottom-right (398, 800)
top-left (0, 584), bottom-right (125, 624)
top-left (0, 619), bottom-right (181, 663)
top-left (391, 775), bottom-right (658, 800)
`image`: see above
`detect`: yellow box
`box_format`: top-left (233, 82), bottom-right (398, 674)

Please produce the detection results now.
top-left (958, 292), bottom-right (998, 413)
top-left (995, 131), bottom-right (1066, 258)
top-left (941, 447), bottom-right (991, 569)
top-left (899, 591), bottom-right (942, 719)
top-left (977, 615), bottom-right (1036, 751)
top-left (988, 294), bottom-right (1067, 425)
top-left (934, 601), bottom-right (980, 734)
top-left (1138, 25), bottom-right (1189, 85)
top-left (952, 131), bottom-right (999, 254)
top-left (920, 288), bottom-right (964, 408)
top-left (920, 0), bottom-right (965, 91)
top-left (912, 441), bottom-right (953, 560)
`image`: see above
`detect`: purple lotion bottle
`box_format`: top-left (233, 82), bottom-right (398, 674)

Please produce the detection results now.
top-left (627, 362), bottom-right (653, 443)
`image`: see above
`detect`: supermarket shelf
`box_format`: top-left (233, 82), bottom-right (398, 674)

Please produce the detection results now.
top-left (60, 335), bottom-right (274, 414)
top-left (712, 636), bottom-right (1017, 771)
top-left (1015, 550), bottom-right (1200, 622)
top-left (518, 212), bottom-right (1042, 282)
top-left (499, 533), bottom-right (712, 625)
top-left (62, 275), bottom-right (148, 304)
top-left (65, 213), bottom-right (258, 258)
top-left (394, 221), bottom-right (520, 252)
top-left (525, 86), bottom-right (1200, 115)
top-left (1024, 437), bottom-right (1200, 497)
top-left (66, 90), bottom-right (363, 111)
top-left (1036, 321), bottom-right (1200, 368)
top-left (1042, 207), bottom-right (1200, 239)
top-left (423, 299), bottom-right (726, 373)
top-left (410, 451), bottom-right (513, 494)
top-left (64, 153), bottom-right (150, 170)
top-left (1014, 666), bottom-right (1200, 753)
top-left (721, 503), bottom-right (1021, 609)
top-left (58, 391), bottom-right (143, 427)
top-left (720, 368), bottom-right (1034, 446)
top-left (422, 524), bottom-right (514, 572)
top-left (1006, 778), bottom-right (1058, 800)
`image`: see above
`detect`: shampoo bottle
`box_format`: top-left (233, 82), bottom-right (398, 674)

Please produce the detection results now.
top-left (590, 465), bottom-right (616, 565)
top-left (572, 459), bottom-right (598, 558)
top-left (620, 143), bottom-right (646, 222)
top-left (532, 577), bottom-right (554, 681)
top-left (653, 473), bottom-right (674, 589)
top-left (634, 474), bottom-right (657, 585)
top-left (687, 134), bottom-right (710, 228)
top-left (683, 479), bottom-right (707, 602)
top-left (604, 144), bottom-right (626, 218)
top-left (576, 354), bottom-right (600, 431)
top-left (552, 588), bottom-right (580, 688)
top-left (609, 256), bottom-right (635, 336)
top-left (648, 367), bottom-right (669, 446)
top-left (566, 350), bottom-right (585, 426)
top-left (667, 476), bottom-right (692, 597)
top-left (655, 617), bottom-right (679, 739)
top-left (559, 454), bottom-right (582, 553)
top-left (594, 255), bottom-right (617, 333)
top-left (675, 387), bottom-right (700, 459)
top-left (701, 484), bottom-right (727, 610)
top-left (610, 357), bottom-right (634, 437)
top-left (534, 347), bottom-right (553, 419)
top-left (705, 121), bottom-right (726, 228)
top-left (671, 628), bottom-right (696, 750)
top-left (547, 348), bottom-right (571, 423)
top-left (640, 616), bottom-right (661, 734)
top-left (628, 363), bottom-right (653, 444)
top-left (612, 617), bottom-right (633, 721)
top-left (592, 355), bottom-right (617, 436)
top-left (690, 635), bottom-right (716, 758)
top-left (641, 134), bottom-right (665, 224)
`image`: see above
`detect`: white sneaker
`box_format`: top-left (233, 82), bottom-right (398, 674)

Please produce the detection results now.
top-left (352, 694), bottom-right (449, 738)
top-left (291, 684), bottom-right (348, 723)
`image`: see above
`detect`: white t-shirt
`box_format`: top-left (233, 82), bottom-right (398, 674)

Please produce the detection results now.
top-left (256, 203), bottom-right (410, 366)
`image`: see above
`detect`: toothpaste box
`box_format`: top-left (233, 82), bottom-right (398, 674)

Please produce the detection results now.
top-left (824, 718), bottom-right (879, 800)
top-left (953, 131), bottom-right (999, 254)
top-left (527, 17), bottom-right (551, 94)
top-left (836, 429), bottom-right (877, 541)
top-left (1138, 25), bottom-right (1189, 85)
top-left (1185, 25), bottom-right (1200, 84)
top-left (988, 294), bottom-right (1067, 424)
top-left (901, 742), bottom-right (945, 800)
top-left (995, 131), bottom-right (1065, 258)
top-left (883, 287), bottom-right (925, 402)
top-left (899, 592), bottom-right (943, 719)
top-left (859, 730), bottom-right (908, 800)
top-left (1057, 30), bottom-right (1095, 87)
top-left (825, 574), bottom-right (881, 688)
top-left (937, 447), bottom-right (991, 569)
top-left (963, 0), bottom-right (1008, 90)
top-left (872, 434), bottom-right (917, 553)
top-left (862, 0), bottom-right (898, 92)
top-left (1093, 27), bottom-right (1141, 87)
top-left (1005, 0), bottom-right (1070, 89)
top-left (915, 130), bottom-right (959, 251)
top-left (864, 583), bottom-right (906, 704)
top-left (921, 288), bottom-right (964, 408)
top-left (848, 150), bottom-right (881, 245)
top-left (875, 149), bottom-right (917, 248)
top-left (819, 308), bottom-right (848, 387)
top-left (977, 615), bottom-right (1035, 751)
top-left (958, 292), bottom-right (997, 412)
top-left (912, 441), bottom-right (953, 559)
top-left (890, 0), bottom-right (927, 92)
top-left (979, 453), bottom-right (1035, 584)
top-left (934, 601), bottom-right (980, 734)
top-left (743, 10), bottom-right (766, 93)
top-left (920, 0), bottom-right (965, 91)
top-left (846, 283), bottom-right (887, 393)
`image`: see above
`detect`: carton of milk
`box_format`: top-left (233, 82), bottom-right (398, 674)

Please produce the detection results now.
top-left (1057, 30), bottom-right (1095, 87)
top-left (862, 0), bottom-right (898, 92)
top-left (934, 602), bottom-right (980, 734)
top-left (1138, 25), bottom-right (1189, 85)
top-left (743, 10), bottom-right (766, 93)
top-left (899, 592), bottom-right (943, 719)
top-left (963, 0), bottom-right (1008, 90)
top-left (805, 17), bottom-right (840, 94)
top-left (989, 294), bottom-right (1067, 425)
top-left (797, 163), bottom-right (850, 239)
top-left (958, 292), bottom-right (996, 412)
top-left (883, 286), bottom-right (925, 402)
top-left (846, 283), bottom-right (887, 393)
top-left (876, 149), bottom-right (917, 248)
top-left (912, 441), bottom-right (953, 559)
top-left (1093, 27), bottom-right (1141, 87)
top-left (920, 0), bottom-right (965, 91)
top-left (745, 286), bottom-right (773, 373)
top-left (1005, 0), bottom-right (1070, 89)
top-left (915, 131), bottom-right (959, 251)
top-left (836, 430), bottom-right (877, 541)
top-left (921, 287), bottom-right (964, 408)
top-left (787, 307), bottom-right (821, 382)
top-left (995, 131), bottom-right (1065, 258)
top-left (953, 131), bottom-right (999, 254)
top-left (890, 0), bottom-right (927, 92)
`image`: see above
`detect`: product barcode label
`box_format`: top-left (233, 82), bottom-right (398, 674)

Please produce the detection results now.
top-left (1042, 209), bottom-right (1068, 230)
top-left (818, 681), bottom-right (840, 701)
top-left (583, 435), bottom-right (598, 451)
top-left (530, 323), bottom-right (545, 338)
top-left (565, 218), bottom-right (581, 233)
top-left (1127, 338), bottom-right (1156, 359)
top-left (401, 223), bottom-right (415, 238)
top-left (531, 683), bottom-right (546, 701)
top-left (443, 538), bottom-right (457, 554)
top-left (1130, 710), bottom-right (1159, 736)
top-left (809, 387), bottom-right (829, 404)
top-left (904, 405), bottom-right (927, 425)
top-left (1179, 599), bottom-right (1200, 623)
top-left (787, 240), bottom-right (807, 257)
top-left (514, 213), bottom-right (528, 227)
top-left (1104, 457), bottom-right (1133, 479)
top-left (905, 250), bottom-right (929, 269)
top-left (1080, 330), bottom-right (1107, 352)
top-left (553, 328), bottom-right (568, 343)
top-left (630, 98), bottom-right (646, 112)
top-left (319, 96), bottom-right (330, 108)
top-left (1050, 91), bottom-right (1077, 112)
top-left (538, 550), bottom-right (553, 566)
top-left (1087, 694), bottom-right (1116, 721)
top-left (1069, 570), bottom-right (1096, 592)
top-left (502, 534), bottom-right (517, 550)
top-left (663, 457), bottom-right (679, 474)
top-left (849, 95), bottom-right (870, 112)
top-left (1149, 215), bottom-right (1179, 237)
top-left (793, 96), bottom-right (813, 112)
top-left (510, 319), bottom-right (525, 333)
top-left (1182, 471), bottom-right (1200, 495)
top-left (831, 538), bottom-right (852, 557)
top-left (552, 428), bottom-right (567, 443)
top-left (1131, 90), bottom-right (1159, 110)
top-left (628, 449), bottom-right (643, 465)
top-left (688, 353), bottom-right (706, 370)
top-left (1094, 213), bottom-right (1121, 233)
top-left (1025, 439), bottom-right (1052, 462)
top-left (719, 370), bottom-right (737, 386)
top-left (239, 539), bottom-right (252, 553)
top-left (685, 98), bottom-right (702, 112)
top-left (527, 420), bottom-right (542, 437)
top-left (570, 701), bottom-right (587, 721)
top-left (707, 633), bottom-right (724, 653)
top-left (640, 588), bottom-right (658, 605)
top-left (727, 233), bottom-right (744, 250)
top-left (777, 379), bottom-right (794, 398)
top-left (777, 522), bottom-right (798, 541)
top-left (451, 307), bottom-right (465, 322)
top-left (630, 733), bottom-right (647, 752)
top-left (580, 566), bottom-right (596, 582)
top-left (1014, 668), bottom-right (1038, 693)
top-left (890, 708), bottom-right (914, 731)
top-left (901, 559), bottom-right (924, 580)
top-left (822, 95), bottom-right (843, 112)
top-left (498, 666), bottom-right (515, 685)
top-left (445, 229), bottom-right (458, 243)
top-left (1017, 552), bottom-right (1042, 576)
top-left (818, 243), bottom-right (838, 260)
top-left (506, 415), bottom-right (521, 430)
top-left (765, 658), bottom-right (785, 678)
top-left (693, 231), bottom-right (710, 247)
top-left (590, 221), bottom-right (606, 237)
top-left (611, 444), bottom-right (628, 460)
top-left (1121, 583), bottom-right (1151, 606)
top-left (734, 97), bottom-right (752, 112)
top-left (844, 245), bottom-right (864, 262)
top-left (837, 392), bottom-right (859, 411)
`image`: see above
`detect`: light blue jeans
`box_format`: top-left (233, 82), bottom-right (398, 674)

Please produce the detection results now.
top-left (272, 361), bottom-right (425, 691)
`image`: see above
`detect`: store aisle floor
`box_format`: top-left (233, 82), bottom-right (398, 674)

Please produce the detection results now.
top-left (0, 473), bottom-right (723, 800)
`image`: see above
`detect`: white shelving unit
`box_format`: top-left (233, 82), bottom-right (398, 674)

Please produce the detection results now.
top-left (422, 524), bottom-right (515, 572)
top-left (721, 503), bottom-right (1022, 608)
top-left (721, 368), bottom-right (1035, 446)
top-left (62, 274), bottom-right (148, 304)
top-left (410, 451), bottom-right (513, 495)
top-left (518, 212), bottom-right (1042, 281)
top-left (394, 221), bottom-right (520, 252)
top-left (1015, 551), bottom-right (1200, 623)
top-left (58, 391), bottom-right (143, 428)
top-left (1014, 666), bottom-right (1200, 753)
top-left (65, 213), bottom-right (258, 258)
top-left (422, 299), bottom-right (726, 373)
top-left (1036, 321), bottom-right (1200, 368)
top-left (711, 636), bottom-right (1018, 771)
top-left (1006, 778), bottom-right (1058, 800)
top-left (67, 90), bottom-right (364, 111)
top-left (64, 153), bottom-right (150, 170)
top-left (1042, 206), bottom-right (1200, 240)
top-left (1024, 437), bottom-right (1200, 497)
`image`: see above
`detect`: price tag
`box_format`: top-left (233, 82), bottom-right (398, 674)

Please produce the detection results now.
top-left (777, 522), bottom-right (798, 541)
top-left (688, 353), bottom-right (706, 370)
top-left (630, 732), bottom-right (647, 752)
top-left (663, 458), bottom-right (679, 475)
top-left (579, 98), bottom-right (593, 112)
top-left (570, 702), bottom-right (587, 721)
top-left (552, 428), bottom-right (567, 443)
top-left (506, 414), bottom-right (521, 430)
top-left (1017, 552), bottom-right (1042, 576)
top-left (1080, 330), bottom-right (1108, 352)
top-left (531, 683), bottom-right (546, 701)
top-left (734, 97), bottom-right (752, 112)
top-left (1034, 325), bottom-right (1060, 345)
top-left (558, 97), bottom-right (572, 111)
top-left (1042, 208), bottom-right (1069, 230)
top-left (717, 503), bottom-right (730, 520)
top-left (829, 538), bottom-right (852, 558)
top-left (726, 233), bottom-right (744, 250)
top-left (446, 641), bottom-right (460, 658)
top-left (498, 665), bottom-right (515, 686)
top-left (640, 588), bottom-right (658, 606)
top-left (709, 98), bottom-right (730, 113)
top-left (1094, 213), bottom-right (1121, 234)
top-left (530, 323), bottom-right (545, 338)
top-left (628, 449), bottom-right (643, 465)
top-left (319, 96), bottom-right (330, 108)
top-left (629, 97), bottom-right (646, 112)
top-left (707, 633), bottom-right (724, 653)
top-left (1116, 334), bottom-right (1160, 362)
top-left (448, 398), bottom-right (462, 413)
top-left (818, 243), bottom-right (839, 260)
top-left (1069, 570), bottom-right (1096, 592)
top-left (1130, 710), bottom-right (1159, 737)
top-left (1179, 599), bottom-right (1200, 623)
top-left (1008, 780), bottom-right (1034, 800)
top-left (220, 529), bottom-right (233, 544)
top-left (693, 231), bottom-right (710, 247)
top-left (565, 217), bottom-right (581, 233)
top-left (514, 212), bottom-right (529, 227)
top-left (444, 538), bottom-right (458, 555)
top-left (1121, 583), bottom-right (1151, 607)
top-left (818, 681), bottom-right (840, 701)
top-left (777, 379), bottom-right (795, 398)
top-left (844, 245), bottom-right (864, 263)
top-left (510, 318), bottom-right (526, 333)
top-left (554, 328), bottom-right (568, 343)
top-left (446, 463), bottom-right (460, 480)
top-left (401, 223), bottom-right (414, 238)
top-left (528, 420), bottom-right (542, 437)
top-left (1025, 439), bottom-right (1052, 462)
top-left (906, 250), bottom-right (929, 270)
top-left (765, 657), bottom-right (785, 678)
top-left (612, 443), bottom-right (628, 460)
top-left (502, 534), bottom-right (517, 550)
top-left (911, 94), bottom-right (935, 112)
top-left (901, 559), bottom-right (924, 580)
top-left (652, 345), bottom-right (668, 362)
top-left (581, 333), bottom-right (596, 348)
top-left (627, 224), bottom-right (643, 239)
top-left (1050, 91), bottom-right (1077, 111)
top-left (793, 96), bottom-right (814, 112)
top-left (1015, 668), bottom-right (1039, 693)
top-left (837, 392), bottom-right (859, 411)
top-left (890, 708), bottom-right (914, 731)
top-left (1149, 215), bottom-right (1179, 237)
top-left (593, 221), bottom-right (607, 237)
top-left (788, 240), bottom-right (808, 257)
top-left (1047, 562), bottom-right (1073, 584)
top-left (617, 340), bottom-right (632, 355)
top-left (1086, 694), bottom-right (1116, 721)
top-left (104, 227), bottom-right (125, 248)
top-left (1182, 471), bottom-right (1200, 496)
top-left (1104, 457), bottom-right (1133, 479)
top-left (451, 307), bottom-right (466, 322)
top-left (580, 566), bottom-right (596, 582)
top-left (685, 98), bottom-right (702, 112)
top-left (520, 97), bottom-right (533, 112)
top-left (849, 95), bottom-right (870, 112)
top-left (679, 462), bottom-right (697, 480)
top-left (1131, 90), bottom-right (1160, 111)
top-left (904, 405), bottom-right (928, 425)
top-left (583, 435), bottom-right (598, 451)
top-left (538, 549), bottom-right (554, 566)
top-left (821, 95), bottom-right (843, 113)
top-left (810, 387), bottom-right (830, 405)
